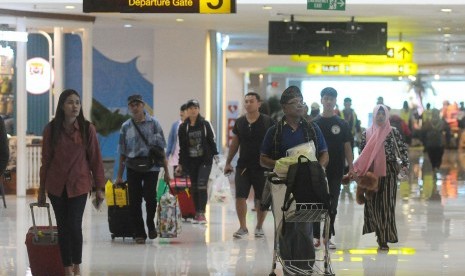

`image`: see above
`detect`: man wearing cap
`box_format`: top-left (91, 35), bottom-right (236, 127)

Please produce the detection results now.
top-left (260, 85), bottom-right (329, 261)
top-left (116, 94), bottom-right (170, 244)
top-left (313, 87), bottom-right (355, 249)
top-left (176, 99), bottom-right (218, 224)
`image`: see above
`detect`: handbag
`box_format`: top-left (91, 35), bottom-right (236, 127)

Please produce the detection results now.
top-left (127, 119), bottom-right (165, 172)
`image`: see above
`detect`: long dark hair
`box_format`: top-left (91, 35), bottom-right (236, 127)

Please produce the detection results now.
top-left (50, 89), bottom-right (89, 148)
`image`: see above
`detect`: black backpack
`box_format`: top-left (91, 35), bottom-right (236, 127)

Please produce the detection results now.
top-left (282, 155), bottom-right (331, 211)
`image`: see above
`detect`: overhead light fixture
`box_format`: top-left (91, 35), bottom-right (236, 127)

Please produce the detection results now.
top-left (123, 24), bottom-right (132, 28)
top-left (0, 30), bottom-right (28, 42)
top-left (65, 5), bottom-right (75, 9)
top-left (444, 33), bottom-right (451, 38)
top-left (176, 18), bottom-right (184, 22)
top-left (441, 8), bottom-right (452, 13)
top-left (434, 74), bottom-right (440, 80)
top-left (262, 5), bottom-right (272, 10)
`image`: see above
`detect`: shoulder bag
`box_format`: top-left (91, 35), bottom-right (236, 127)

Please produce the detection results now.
top-left (126, 120), bottom-right (165, 172)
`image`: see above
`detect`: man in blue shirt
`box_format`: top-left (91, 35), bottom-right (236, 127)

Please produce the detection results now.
top-left (260, 86), bottom-right (329, 265)
top-left (260, 86), bottom-right (328, 167)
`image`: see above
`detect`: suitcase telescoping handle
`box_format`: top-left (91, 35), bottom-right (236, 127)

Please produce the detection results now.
top-left (29, 202), bottom-right (56, 242)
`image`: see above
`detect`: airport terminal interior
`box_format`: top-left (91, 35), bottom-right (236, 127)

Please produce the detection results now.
top-left (2, 0), bottom-right (465, 275)
top-left (1, 148), bottom-right (465, 275)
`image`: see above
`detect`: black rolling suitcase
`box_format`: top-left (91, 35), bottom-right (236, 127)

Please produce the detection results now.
top-left (106, 181), bottom-right (134, 240)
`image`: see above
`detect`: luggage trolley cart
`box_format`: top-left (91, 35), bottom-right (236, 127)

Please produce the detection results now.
top-left (267, 173), bottom-right (334, 276)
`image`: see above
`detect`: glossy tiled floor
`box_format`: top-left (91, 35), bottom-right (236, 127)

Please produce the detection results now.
top-left (1, 148), bottom-right (465, 275)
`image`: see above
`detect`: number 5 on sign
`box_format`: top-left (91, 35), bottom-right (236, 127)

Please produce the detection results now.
top-left (200, 0), bottom-right (236, 14)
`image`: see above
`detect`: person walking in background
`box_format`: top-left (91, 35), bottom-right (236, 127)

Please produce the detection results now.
top-left (313, 87), bottom-right (354, 250)
top-left (0, 116), bottom-right (8, 177)
top-left (354, 104), bottom-right (409, 251)
top-left (341, 97), bottom-right (358, 149)
top-left (421, 103), bottom-right (433, 125)
top-left (166, 103), bottom-right (187, 176)
top-left (309, 102), bottom-right (320, 121)
top-left (116, 94), bottom-right (170, 244)
top-left (400, 101), bottom-right (414, 134)
top-left (224, 92), bottom-right (273, 239)
top-left (38, 89), bottom-right (105, 276)
top-left (421, 109), bottom-right (450, 173)
top-left (176, 99), bottom-right (218, 224)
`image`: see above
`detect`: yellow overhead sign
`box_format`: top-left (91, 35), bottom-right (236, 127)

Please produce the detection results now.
top-left (292, 41), bottom-right (414, 63)
top-left (307, 62), bottom-right (418, 76)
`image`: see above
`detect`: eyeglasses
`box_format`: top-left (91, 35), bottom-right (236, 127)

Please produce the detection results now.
top-left (286, 100), bottom-right (306, 107)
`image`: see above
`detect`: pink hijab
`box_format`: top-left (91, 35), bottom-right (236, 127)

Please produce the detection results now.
top-left (353, 104), bottom-right (392, 177)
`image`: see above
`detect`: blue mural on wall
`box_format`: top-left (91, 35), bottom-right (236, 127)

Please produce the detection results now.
top-left (65, 34), bottom-right (153, 177)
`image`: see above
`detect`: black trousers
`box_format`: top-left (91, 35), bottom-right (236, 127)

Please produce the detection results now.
top-left (49, 190), bottom-right (87, 267)
top-left (426, 146), bottom-right (444, 170)
top-left (313, 173), bottom-right (342, 239)
top-left (126, 168), bottom-right (159, 239)
top-left (187, 158), bottom-right (212, 213)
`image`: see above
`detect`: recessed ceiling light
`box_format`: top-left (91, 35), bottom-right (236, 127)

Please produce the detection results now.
top-left (65, 5), bottom-right (75, 9)
top-left (434, 74), bottom-right (440, 80)
top-left (176, 18), bottom-right (184, 22)
top-left (444, 33), bottom-right (451, 38)
top-left (262, 5), bottom-right (272, 10)
top-left (123, 24), bottom-right (132, 28)
top-left (441, 8), bottom-right (452, 13)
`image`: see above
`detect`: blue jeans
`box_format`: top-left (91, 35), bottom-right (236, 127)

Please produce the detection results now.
top-left (49, 190), bottom-right (87, 267)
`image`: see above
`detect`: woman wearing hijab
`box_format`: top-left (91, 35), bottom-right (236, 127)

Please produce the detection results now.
top-left (421, 108), bottom-right (450, 172)
top-left (353, 104), bottom-right (409, 251)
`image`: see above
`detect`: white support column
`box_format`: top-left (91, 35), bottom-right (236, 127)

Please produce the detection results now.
top-left (81, 25), bottom-right (93, 120)
top-left (53, 27), bottom-right (64, 116)
top-left (15, 19), bottom-right (27, 197)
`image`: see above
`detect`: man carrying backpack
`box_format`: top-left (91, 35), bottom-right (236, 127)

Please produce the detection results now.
top-left (313, 87), bottom-right (355, 249)
top-left (260, 85), bottom-right (329, 260)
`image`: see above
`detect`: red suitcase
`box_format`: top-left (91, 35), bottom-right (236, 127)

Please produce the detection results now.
top-left (25, 203), bottom-right (64, 276)
top-left (171, 176), bottom-right (195, 220)
top-left (170, 176), bottom-right (191, 189)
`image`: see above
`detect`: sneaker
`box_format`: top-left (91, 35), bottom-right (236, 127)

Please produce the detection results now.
top-left (313, 238), bottom-right (321, 248)
top-left (192, 214), bottom-right (200, 224)
top-left (197, 214), bottom-right (207, 224)
top-left (233, 228), bottom-right (249, 239)
top-left (254, 228), bottom-right (265, 238)
top-left (327, 239), bottom-right (336, 249)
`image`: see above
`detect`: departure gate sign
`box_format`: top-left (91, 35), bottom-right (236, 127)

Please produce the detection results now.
top-left (83, 0), bottom-right (236, 13)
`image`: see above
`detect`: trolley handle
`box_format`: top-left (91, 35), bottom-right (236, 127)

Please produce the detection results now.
top-left (29, 202), bottom-right (56, 242)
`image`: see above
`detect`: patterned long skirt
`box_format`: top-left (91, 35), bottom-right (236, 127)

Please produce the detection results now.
top-left (362, 162), bottom-right (399, 244)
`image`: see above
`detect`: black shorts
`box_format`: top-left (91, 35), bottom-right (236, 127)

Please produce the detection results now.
top-left (235, 167), bottom-right (266, 200)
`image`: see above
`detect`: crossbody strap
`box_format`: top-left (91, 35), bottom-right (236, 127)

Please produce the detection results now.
top-left (132, 119), bottom-right (150, 148)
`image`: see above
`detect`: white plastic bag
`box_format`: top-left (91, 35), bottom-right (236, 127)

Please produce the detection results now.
top-left (209, 174), bottom-right (233, 204)
top-left (274, 142), bottom-right (317, 177)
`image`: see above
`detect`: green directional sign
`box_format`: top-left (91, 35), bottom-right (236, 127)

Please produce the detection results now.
top-left (307, 0), bottom-right (345, 11)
